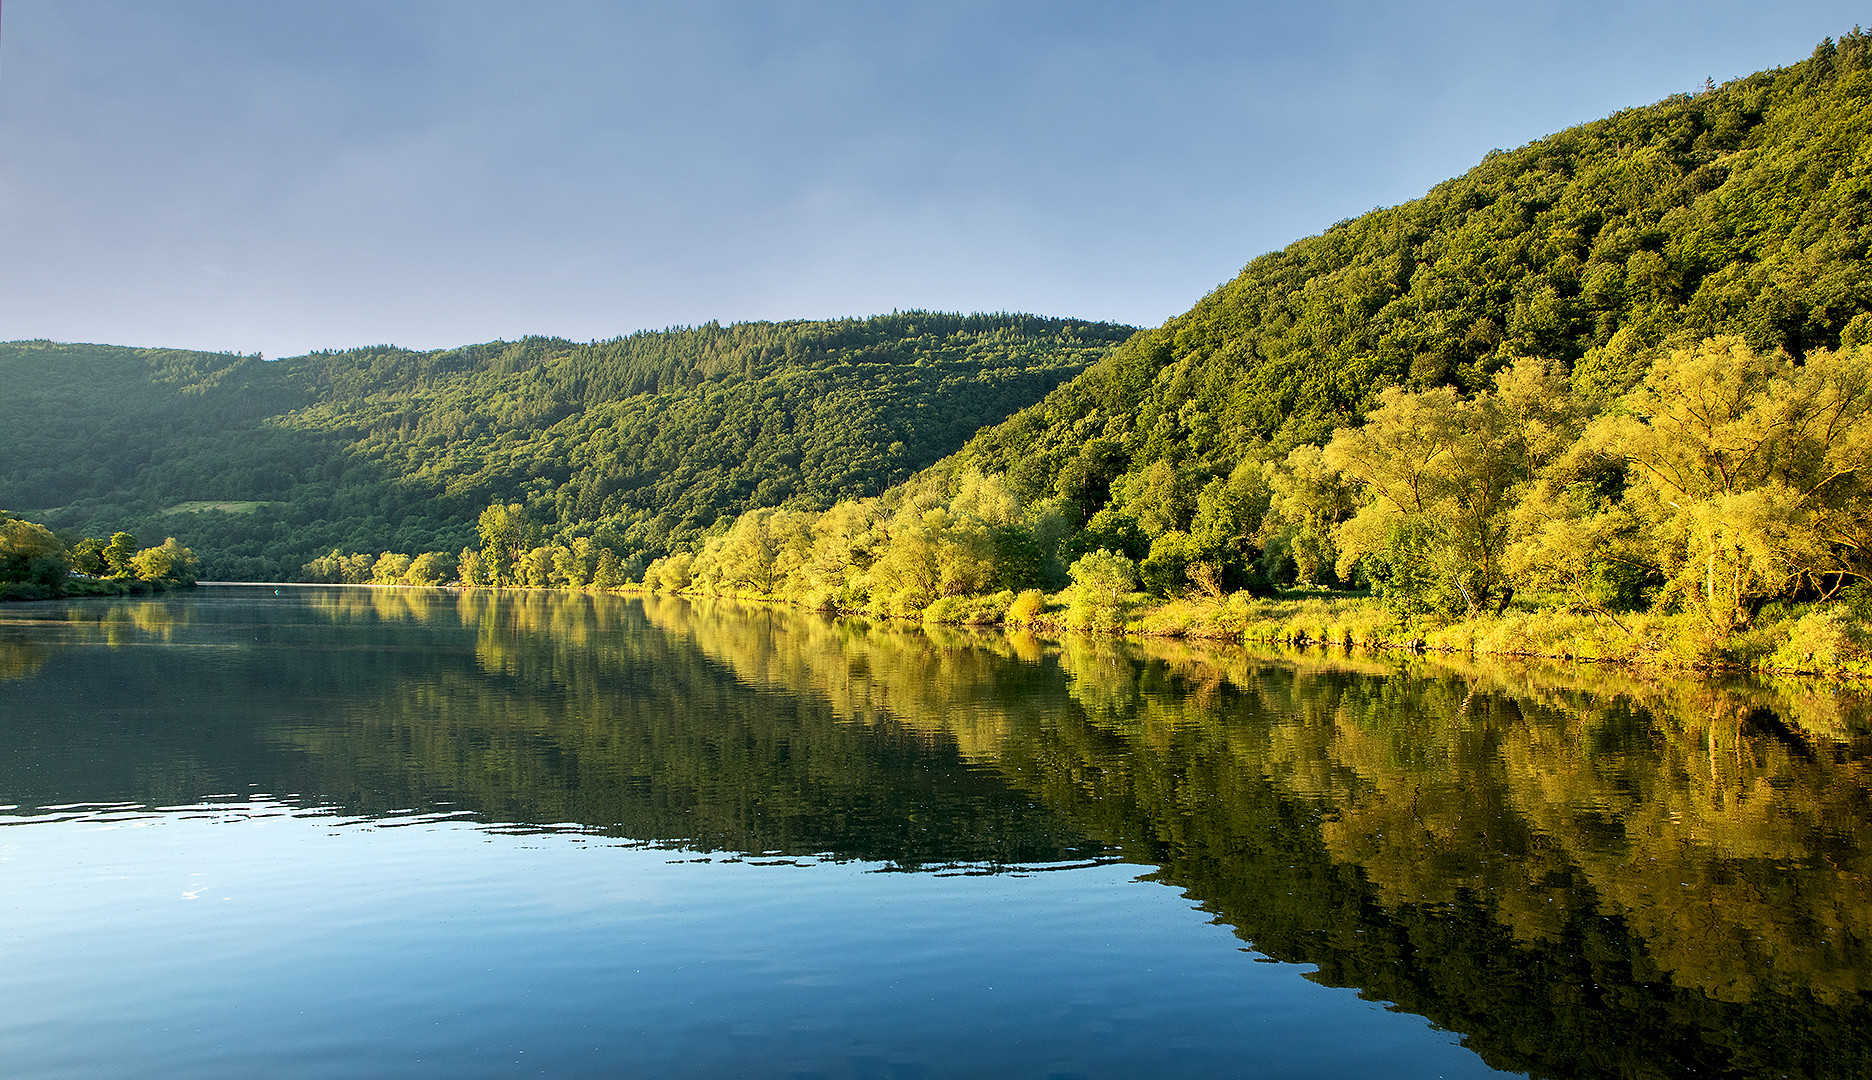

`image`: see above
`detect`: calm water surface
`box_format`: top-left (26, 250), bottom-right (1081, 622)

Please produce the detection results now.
top-left (0, 586), bottom-right (1867, 1079)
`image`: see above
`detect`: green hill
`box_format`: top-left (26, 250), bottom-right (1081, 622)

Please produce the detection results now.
top-left (0, 313), bottom-right (1133, 579)
top-left (950, 32), bottom-right (1872, 506)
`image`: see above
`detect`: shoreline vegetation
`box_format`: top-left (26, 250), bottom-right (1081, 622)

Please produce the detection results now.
top-left (0, 515), bottom-right (199, 601)
top-left (279, 333), bottom-right (1872, 681)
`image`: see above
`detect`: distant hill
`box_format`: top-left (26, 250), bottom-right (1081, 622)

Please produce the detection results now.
top-left (947, 32), bottom-right (1872, 509)
top-left (0, 313), bottom-right (1133, 578)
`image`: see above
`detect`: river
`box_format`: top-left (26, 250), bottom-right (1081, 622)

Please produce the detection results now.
top-left (0, 586), bottom-right (1866, 1078)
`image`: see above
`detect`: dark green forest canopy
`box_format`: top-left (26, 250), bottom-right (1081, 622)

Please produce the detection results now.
top-left (0, 313), bottom-right (1133, 579)
top-left (955, 34), bottom-right (1872, 504)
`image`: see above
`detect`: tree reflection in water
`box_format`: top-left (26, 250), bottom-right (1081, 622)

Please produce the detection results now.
top-left (1, 587), bottom-right (1867, 1078)
top-left (643, 595), bottom-right (1872, 1078)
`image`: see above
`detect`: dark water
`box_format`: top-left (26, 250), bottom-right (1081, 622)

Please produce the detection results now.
top-left (0, 587), bottom-right (1867, 1079)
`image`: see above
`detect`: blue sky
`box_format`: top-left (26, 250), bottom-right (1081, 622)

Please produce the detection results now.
top-left (0, 1), bottom-right (1863, 358)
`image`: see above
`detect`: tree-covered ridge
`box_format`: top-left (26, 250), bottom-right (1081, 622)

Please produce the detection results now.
top-left (0, 341), bottom-right (320, 511)
top-left (954, 33), bottom-right (1872, 502)
top-left (292, 314), bottom-right (1124, 538)
top-left (0, 313), bottom-right (1132, 579)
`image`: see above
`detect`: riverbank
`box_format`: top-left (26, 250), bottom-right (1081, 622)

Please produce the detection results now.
top-left (675, 584), bottom-right (1872, 680)
top-left (215, 579), bottom-right (1872, 681)
top-left (1, 577), bottom-right (191, 602)
top-left (1111, 591), bottom-right (1872, 680)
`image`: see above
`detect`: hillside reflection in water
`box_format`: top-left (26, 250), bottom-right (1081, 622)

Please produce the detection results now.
top-left (1, 586), bottom-right (1868, 1079)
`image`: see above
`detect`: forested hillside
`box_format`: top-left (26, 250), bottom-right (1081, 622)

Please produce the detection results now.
top-left (950, 32), bottom-right (1872, 501)
top-left (0, 314), bottom-right (1132, 579)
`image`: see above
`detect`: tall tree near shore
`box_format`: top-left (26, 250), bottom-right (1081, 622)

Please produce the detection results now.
top-left (477, 503), bottom-right (536, 587)
top-left (1586, 338), bottom-right (1872, 633)
top-left (1324, 361), bottom-right (1584, 617)
top-left (102, 532), bottom-right (139, 578)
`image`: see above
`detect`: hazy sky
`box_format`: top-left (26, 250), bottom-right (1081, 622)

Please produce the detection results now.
top-left (1, 1), bottom-right (1863, 358)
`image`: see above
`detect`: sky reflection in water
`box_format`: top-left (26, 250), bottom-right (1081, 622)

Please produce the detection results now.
top-left (0, 799), bottom-right (1490, 1080)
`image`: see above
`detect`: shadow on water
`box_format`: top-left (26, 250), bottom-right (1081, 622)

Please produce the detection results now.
top-left (2, 586), bottom-right (1870, 1078)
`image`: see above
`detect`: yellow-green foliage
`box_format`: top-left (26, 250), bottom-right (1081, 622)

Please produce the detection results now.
top-left (1207, 591), bottom-right (1870, 677)
top-left (1766, 609), bottom-right (1872, 675)
top-left (623, 333), bottom-right (1872, 674)
top-left (923, 591), bottom-right (1014, 626)
top-left (1585, 339), bottom-right (1872, 636)
top-left (1065, 550), bottom-right (1138, 631)
top-left (0, 517), bottom-right (70, 591)
top-left (1, 515), bottom-right (195, 599)
top-left (372, 552), bottom-right (414, 584)
top-left (1005, 588), bottom-right (1048, 626)
top-left (403, 551), bottom-right (455, 586)
top-left (127, 537), bottom-right (199, 586)
top-left (1233, 596), bottom-right (1396, 647)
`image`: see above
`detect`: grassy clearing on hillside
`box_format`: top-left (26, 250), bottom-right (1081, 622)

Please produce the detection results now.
top-left (164, 501), bottom-right (268, 515)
